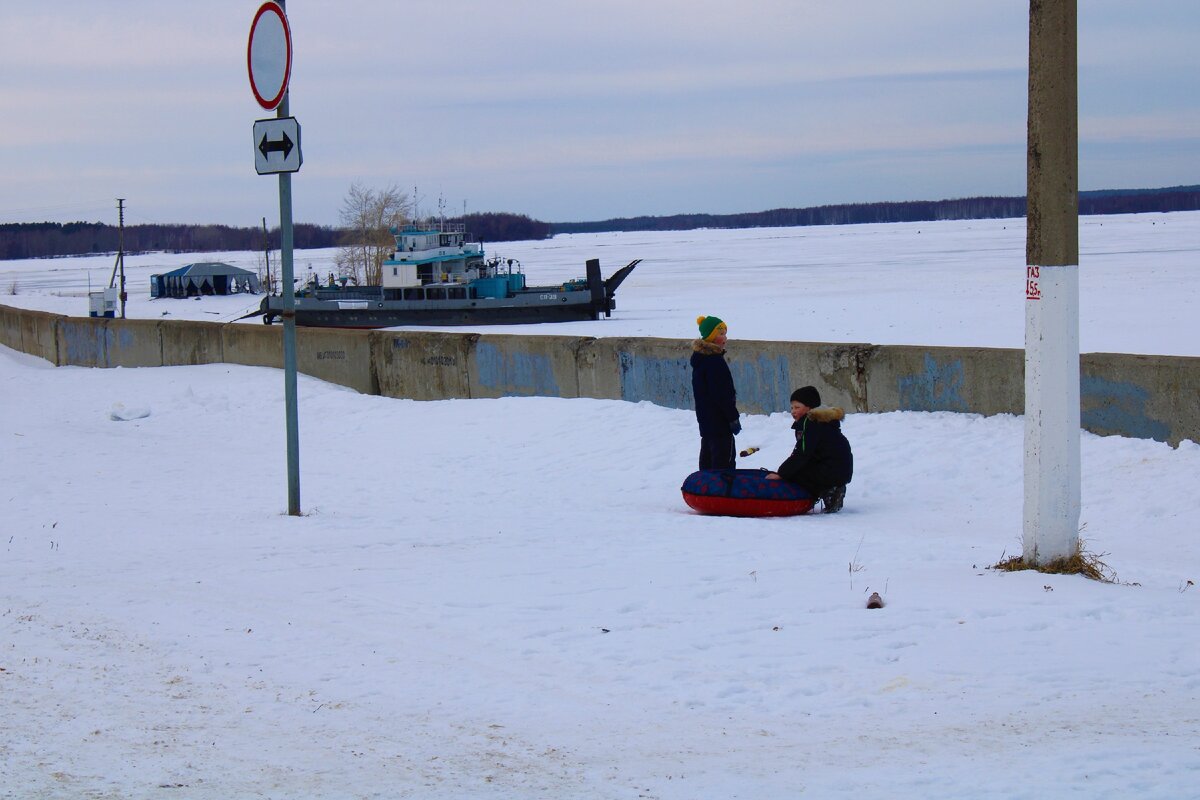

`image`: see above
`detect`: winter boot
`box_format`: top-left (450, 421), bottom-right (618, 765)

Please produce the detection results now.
top-left (822, 484), bottom-right (846, 514)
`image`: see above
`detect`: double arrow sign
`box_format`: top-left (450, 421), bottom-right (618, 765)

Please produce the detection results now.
top-left (253, 116), bottom-right (302, 175)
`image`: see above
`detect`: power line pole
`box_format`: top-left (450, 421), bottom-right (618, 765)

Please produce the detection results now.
top-left (1024, 0), bottom-right (1079, 564)
top-left (109, 198), bottom-right (127, 318)
top-left (262, 216), bottom-right (273, 293)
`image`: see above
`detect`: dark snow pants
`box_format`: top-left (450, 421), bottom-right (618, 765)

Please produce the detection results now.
top-left (698, 433), bottom-right (736, 471)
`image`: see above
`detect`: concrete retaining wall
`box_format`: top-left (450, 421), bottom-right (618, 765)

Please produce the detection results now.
top-left (222, 323), bottom-right (283, 371)
top-left (578, 338), bottom-right (874, 416)
top-left (864, 345), bottom-right (1025, 417)
top-left (371, 331), bottom-right (474, 401)
top-left (57, 316), bottom-right (108, 368)
top-left (106, 319), bottom-right (165, 368)
top-left (2, 301), bottom-right (1196, 445)
top-left (468, 333), bottom-right (586, 399)
top-left (0, 304), bottom-right (21, 354)
top-left (1081, 353), bottom-right (1200, 445)
top-left (20, 309), bottom-right (63, 364)
top-left (161, 321), bottom-right (224, 365)
top-left (298, 327), bottom-right (377, 395)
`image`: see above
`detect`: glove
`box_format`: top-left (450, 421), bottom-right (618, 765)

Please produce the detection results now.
top-left (730, 419), bottom-right (742, 435)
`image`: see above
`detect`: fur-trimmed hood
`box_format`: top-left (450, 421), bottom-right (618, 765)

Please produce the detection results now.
top-left (692, 339), bottom-right (726, 356)
top-left (807, 407), bottom-right (846, 424)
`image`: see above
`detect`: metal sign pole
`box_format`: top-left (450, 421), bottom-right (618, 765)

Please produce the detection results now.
top-left (278, 102), bottom-right (300, 515)
top-left (249, 0), bottom-right (300, 515)
top-left (275, 1), bottom-right (300, 517)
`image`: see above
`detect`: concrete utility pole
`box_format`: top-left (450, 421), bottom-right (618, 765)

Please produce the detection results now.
top-left (1024, 0), bottom-right (1080, 564)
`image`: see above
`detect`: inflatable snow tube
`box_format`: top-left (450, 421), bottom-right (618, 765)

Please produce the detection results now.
top-left (681, 469), bottom-right (816, 517)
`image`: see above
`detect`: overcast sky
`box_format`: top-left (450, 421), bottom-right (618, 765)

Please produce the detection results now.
top-left (1, 1), bottom-right (1196, 228)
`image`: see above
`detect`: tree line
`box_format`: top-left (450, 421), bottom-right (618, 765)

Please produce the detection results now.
top-left (0, 212), bottom-right (552, 261)
top-left (548, 185), bottom-right (1200, 235)
top-left (3, 185), bottom-right (1195, 260)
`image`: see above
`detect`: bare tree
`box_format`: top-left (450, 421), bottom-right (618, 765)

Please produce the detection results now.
top-left (334, 183), bottom-right (411, 285)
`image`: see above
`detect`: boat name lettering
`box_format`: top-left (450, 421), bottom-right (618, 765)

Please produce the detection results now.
top-left (421, 355), bottom-right (457, 367)
top-left (538, 293), bottom-right (558, 301)
top-left (316, 350), bottom-right (346, 360)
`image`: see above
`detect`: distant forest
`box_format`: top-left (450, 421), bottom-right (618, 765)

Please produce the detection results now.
top-left (0, 212), bottom-right (550, 261)
top-left (547, 185), bottom-right (1200, 234)
top-left (2, 187), bottom-right (1196, 260)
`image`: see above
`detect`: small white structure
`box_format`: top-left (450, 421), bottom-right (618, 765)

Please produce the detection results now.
top-left (88, 287), bottom-right (118, 318)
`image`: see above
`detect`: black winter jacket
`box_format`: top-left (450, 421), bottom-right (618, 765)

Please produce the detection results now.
top-left (690, 340), bottom-right (739, 437)
top-left (776, 407), bottom-right (853, 492)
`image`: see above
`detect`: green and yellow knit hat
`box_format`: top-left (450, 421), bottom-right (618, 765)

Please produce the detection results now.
top-left (696, 315), bottom-right (727, 342)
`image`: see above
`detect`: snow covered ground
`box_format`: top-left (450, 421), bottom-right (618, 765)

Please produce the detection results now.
top-left (2, 211), bottom-right (1199, 355)
top-left (3, 214), bottom-right (1199, 798)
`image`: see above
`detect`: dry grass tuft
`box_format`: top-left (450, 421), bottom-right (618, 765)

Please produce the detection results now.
top-left (991, 540), bottom-right (1119, 583)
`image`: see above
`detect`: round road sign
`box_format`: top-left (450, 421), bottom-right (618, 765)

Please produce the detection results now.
top-left (247, 2), bottom-right (292, 111)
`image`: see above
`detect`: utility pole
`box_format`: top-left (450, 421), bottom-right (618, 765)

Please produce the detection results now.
top-left (109, 198), bottom-right (127, 318)
top-left (1024, 0), bottom-right (1079, 564)
top-left (262, 216), bottom-right (273, 293)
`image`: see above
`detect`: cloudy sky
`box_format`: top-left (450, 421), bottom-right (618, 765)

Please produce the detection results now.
top-left (1, 1), bottom-right (1196, 227)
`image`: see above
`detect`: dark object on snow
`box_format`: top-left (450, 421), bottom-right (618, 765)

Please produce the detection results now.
top-left (251, 222), bottom-right (639, 328)
top-left (866, 592), bottom-right (885, 609)
top-left (776, 407), bottom-right (853, 499)
top-left (821, 484), bottom-right (847, 514)
top-left (681, 468), bottom-right (815, 517)
top-left (151, 262), bottom-right (260, 299)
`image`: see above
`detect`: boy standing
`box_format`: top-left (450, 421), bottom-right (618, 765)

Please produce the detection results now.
top-left (766, 385), bottom-right (853, 513)
top-left (690, 315), bottom-right (740, 470)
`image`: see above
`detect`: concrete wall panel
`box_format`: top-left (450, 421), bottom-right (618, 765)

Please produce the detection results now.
top-left (297, 327), bottom-right (377, 395)
top-left (592, 338), bottom-right (875, 418)
top-left (865, 345), bottom-right (1024, 416)
top-left (222, 324), bottom-right (283, 370)
top-left (19, 309), bottom-right (62, 364)
top-left (57, 317), bottom-right (108, 368)
top-left (610, 337), bottom-right (694, 410)
top-left (0, 303), bottom-right (21, 351)
top-left (732, 340), bottom-right (876, 415)
top-left (371, 331), bottom-right (474, 401)
top-left (575, 337), bottom-right (623, 400)
top-left (1082, 353), bottom-right (1199, 445)
top-left (161, 321), bottom-right (224, 365)
top-left (468, 334), bottom-right (585, 399)
top-left (104, 319), bottom-right (164, 368)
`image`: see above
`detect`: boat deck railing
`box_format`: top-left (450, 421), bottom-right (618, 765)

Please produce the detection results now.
top-left (395, 220), bottom-right (469, 235)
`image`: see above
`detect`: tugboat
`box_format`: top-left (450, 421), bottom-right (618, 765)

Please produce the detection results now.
top-left (256, 221), bottom-right (639, 329)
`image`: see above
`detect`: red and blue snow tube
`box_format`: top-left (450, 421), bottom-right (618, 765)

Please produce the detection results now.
top-left (681, 469), bottom-right (816, 517)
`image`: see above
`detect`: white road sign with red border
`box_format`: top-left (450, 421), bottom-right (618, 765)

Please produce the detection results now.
top-left (247, 2), bottom-right (291, 110)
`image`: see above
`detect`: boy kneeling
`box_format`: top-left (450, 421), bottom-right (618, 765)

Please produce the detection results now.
top-left (765, 386), bottom-right (853, 513)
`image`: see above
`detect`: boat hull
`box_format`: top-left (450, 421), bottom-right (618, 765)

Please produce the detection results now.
top-left (262, 290), bottom-right (611, 329)
top-left (251, 258), bottom-right (642, 330)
